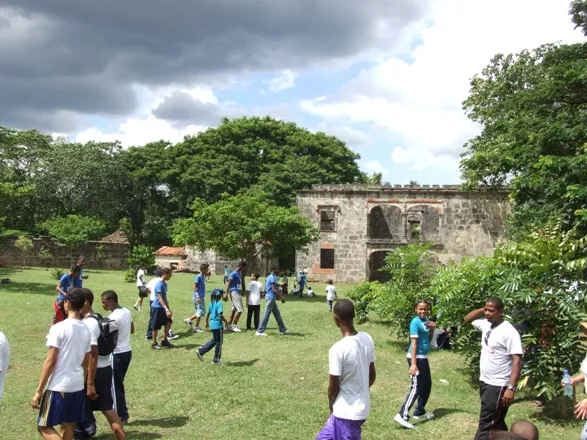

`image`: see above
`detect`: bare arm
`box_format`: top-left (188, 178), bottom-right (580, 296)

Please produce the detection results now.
top-left (409, 338), bottom-right (418, 375)
top-left (56, 282), bottom-right (67, 297)
top-left (157, 292), bottom-right (170, 312)
top-left (369, 363), bottom-right (376, 387)
top-left (86, 345), bottom-right (99, 399)
top-left (328, 375), bottom-right (340, 414)
top-left (272, 283), bottom-right (284, 301)
top-left (31, 347), bottom-right (59, 408)
top-left (502, 354), bottom-right (523, 406)
top-left (130, 321), bottom-right (135, 335)
top-left (463, 308), bottom-right (485, 325)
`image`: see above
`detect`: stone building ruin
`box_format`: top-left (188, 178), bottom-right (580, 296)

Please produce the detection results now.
top-left (296, 184), bottom-right (510, 283)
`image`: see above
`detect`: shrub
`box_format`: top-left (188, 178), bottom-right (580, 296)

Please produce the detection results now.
top-left (126, 245), bottom-right (155, 269)
top-left (49, 268), bottom-right (64, 280)
top-left (347, 282), bottom-right (382, 324)
top-left (123, 267), bottom-right (136, 283)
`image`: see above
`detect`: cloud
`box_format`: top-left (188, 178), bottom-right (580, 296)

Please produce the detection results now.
top-left (268, 70), bottom-right (298, 92)
top-left (0, 0), bottom-right (431, 131)
top-left (299, 0), bottom-right (584, 173)
top-left (317, 124), bottom-right (373, 149)
top-left (152, 92), bottom-right (220, 127)
top-left (363, 160), bottom-right (389, 176)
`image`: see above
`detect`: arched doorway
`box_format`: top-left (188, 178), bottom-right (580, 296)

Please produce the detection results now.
top-left (368, 251), bottom-right (391, 282)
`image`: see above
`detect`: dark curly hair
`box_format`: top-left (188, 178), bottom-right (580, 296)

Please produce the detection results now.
top-left (65, 288), bottom-right (86, 311)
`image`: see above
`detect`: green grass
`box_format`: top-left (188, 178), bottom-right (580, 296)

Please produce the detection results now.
top-left (0, 267), bottom-right (582, 439)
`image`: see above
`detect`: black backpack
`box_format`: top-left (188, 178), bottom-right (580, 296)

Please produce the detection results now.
top-left (88, 313), bottom-right (118, 356)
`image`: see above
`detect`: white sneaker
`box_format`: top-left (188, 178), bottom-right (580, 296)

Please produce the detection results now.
top-left (413, 413), bottom-right (435, 421)
top-left (255, 331), bottom-right (267, 337)
top-left (183, 318), bottom-right (193, 329)
top-left (394, 414), bottom-right (414, 429)
top-left (280, 330), bottom-right (293, 335)
top-left (194, 327), bottom-right (204, 333)
top-left (133, 304), bottom-right (140, 311)
top-left (232, 325), bottom-right (242, 333)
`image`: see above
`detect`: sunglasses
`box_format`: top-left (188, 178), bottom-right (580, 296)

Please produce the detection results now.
top-left (484, 330), bottom-right (492, 346)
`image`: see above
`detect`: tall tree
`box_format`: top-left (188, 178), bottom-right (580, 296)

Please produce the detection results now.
top-left (166, 116), bottom-right (364, 213)
top-left (461, 6), bottom-right (587, 234)
top-left (172, 193), bottom-right (320, 264)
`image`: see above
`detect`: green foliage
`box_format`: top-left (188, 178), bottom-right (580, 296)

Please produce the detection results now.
top-left (126, 245), bottom-right (156, 269)
top-left (49, 268), bottom-right (64, 280)
top-left (167, 116), bottom-right (364, 211)
top-left (14, 235), bottom-right (34, 265)
top-left (39, 215), bottom-right (106, 248)
top-left (431, 225), bottom-right (587, 398)
top-left (123, 267), bottom-right (137, 283)
top-left (347, 282), bottom-right (382, 324)
top-left (461, 32), bottom-right (587, 234)
top-left (37, 246), bottom-right (52, 263)
top-left (172, 192), bottom-right (319, 263)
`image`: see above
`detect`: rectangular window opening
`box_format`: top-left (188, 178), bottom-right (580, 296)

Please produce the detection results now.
top-left (320, 248), bottom-right (335, 269)
top-left (320, 210), bottom-right (336, 232)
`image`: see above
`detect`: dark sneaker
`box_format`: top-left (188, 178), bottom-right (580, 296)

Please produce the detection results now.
top-left (196, 351), bottom-right (204, 362)
top-left (151, 343), bottom-right (161, 350)
top-left (161, 340), bottom-right (174, 348)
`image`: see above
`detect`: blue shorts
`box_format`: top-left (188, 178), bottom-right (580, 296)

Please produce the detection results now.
top-left (193, 295), bottom-right (206, 318)
top-left (38, 389), bottom-right (86, 427)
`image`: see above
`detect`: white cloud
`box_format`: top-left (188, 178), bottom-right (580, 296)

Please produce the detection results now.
top-left (299, 0), bottom-right (584, 173)
top-left (268, 70), bottom-right (298, 92)
top-left (363, 159), bottom-right (389, 176)
top-left (316, 123), bottom-right (373, 149)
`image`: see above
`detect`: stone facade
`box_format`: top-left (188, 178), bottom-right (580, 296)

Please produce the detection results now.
top-left (296, 184), bottom-right (510, 283)
top-left (185, 247), bottom-right (277, 276)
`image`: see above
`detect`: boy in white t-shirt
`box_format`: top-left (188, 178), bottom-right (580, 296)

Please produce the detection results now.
top-left (102, 290), bottom-right (134, 425)
top-left (31, 288), bottom-right (92, 440)
top-left (145, 270), bottom-right (162, 340)
top-left (246, 273), bottom-right (262, 331)
top-left (133, 263), bottom-right (148, 311)
top-left (316, 299), bottom-right (376, 440)
top-left (325, 280), bottom-right (337, 312)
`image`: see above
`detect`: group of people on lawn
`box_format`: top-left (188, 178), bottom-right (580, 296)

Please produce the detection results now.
top-left (18, 255), bottom-right (587, 439)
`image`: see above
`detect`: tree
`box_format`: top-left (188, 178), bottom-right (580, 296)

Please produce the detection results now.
top-left (364, 172), bottom-right (383, 185)
top-left (39, 215), bottom-right (107, 250)
top-left (461, 11), bottom-right (587, 234)
top-left (14, 235), bottom-right (34, 266)
top-left (34, 140), bottom-right (132, 228)
top-left (166, 116), bottom-right (364, 212)
top-left (172, 193), bottom-right (320, 265)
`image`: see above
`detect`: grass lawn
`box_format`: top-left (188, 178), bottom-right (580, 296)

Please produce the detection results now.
top-left (0, 267), bottom-right (582, 439)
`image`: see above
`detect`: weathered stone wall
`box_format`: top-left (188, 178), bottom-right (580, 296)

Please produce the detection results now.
top-left (296, 184), bottom-right (510, 283)
top-left (185, 247), bottom-right (277, 277)
top-left (0, 236), bottom-right (130, 270)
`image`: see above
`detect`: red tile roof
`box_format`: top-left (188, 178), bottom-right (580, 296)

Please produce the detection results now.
top-left (153, 246), bottom-right (187, 256)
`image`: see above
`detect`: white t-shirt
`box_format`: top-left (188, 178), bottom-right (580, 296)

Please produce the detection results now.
top-left (146, 277), bottom-right (161, 301)
top-left (247, 280), bottom-right (262, 306)
top-left (329, 332), bottom-right (376, 421)
top-left (83, 315), bottom-right (113, 369)
top-left (326, 285), bottom-right (337, 300)
top-left (46, 319), bottom-right (91, 392)
top-left (473, 319), bottom-right (523, 386)
top-left (110, 307), bottom-right (132, 354)
top-left (0, 331), bottom-right (9, 402)
top-left (136, 269), bottom-right (146, 287)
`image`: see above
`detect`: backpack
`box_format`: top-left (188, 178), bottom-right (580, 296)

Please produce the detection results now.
top-left (88, 313), bottom-right (118, 356)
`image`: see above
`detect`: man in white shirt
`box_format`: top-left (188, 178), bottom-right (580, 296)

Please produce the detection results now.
top-left (145, 270), bottom-right (162, 340)
top-left (325, 280), bottom-right (337, 312)
top-left (316, 299), bottom-right (376, 440)
top-left (102, 290), bottom-right (134, 425)
top-left (0, 330), bottom-right (9, 404)
top-left (77, 288), bottom-right (126, 440)
top-left (246, 273), bottom-right (262, 330)
top-left (30, 289), bottom-right (91, 440)
top-left (463, 297), bottom-right (523, 440)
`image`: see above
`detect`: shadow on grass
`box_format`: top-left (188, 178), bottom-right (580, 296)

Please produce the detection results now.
top-left (0, 280), bottom-right (57, 296)
top-left (385, 339), bottom-right (409, 353)
top-left (414, 408), bottom-right (465, 426)
top-left (95, 432), bottom-right (163, 439)
top-left (176, 343), bottom-right (202, 350)
top-left (129, 416), bottom-right (190, 428)
top-left (225, 358), bottom-right (259, 367)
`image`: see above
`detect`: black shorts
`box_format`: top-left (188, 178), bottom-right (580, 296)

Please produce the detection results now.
top-left (149, 307), bottom-right (170, 331)
top-left (88, 366), bottom-right (114, 412)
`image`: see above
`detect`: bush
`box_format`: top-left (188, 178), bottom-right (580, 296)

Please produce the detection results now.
top-left (49, 268), bottom-right (64, 280)
top-left (347, 282), bottom-right (382, 324)
top-left (126, 245), bottom-right (155, 269)
top-left (123, 267), bottom-right (136, 283)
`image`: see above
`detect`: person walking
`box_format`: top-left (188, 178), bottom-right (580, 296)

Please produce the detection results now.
top-left (150, 268), bottom-right (174, 350)
top-left (225, 261), bottom-right (247, 332)
top-left (463, 297), bottom-right (523, 440)
top-left (315, 299), bottom-right (376, 440)
top-left (246, 273), bottom-right (262, 331)
top-left (54, 265), bottom-right (81, 324)
top-left (101, 290), bottom-right (134, 425)
top-left (325, 280), bottom-right (337, 312)
top-left (183, 264), bottom-right (210, 333)
top-left (196, 288), bottom-right (228, 366)
top-left (394, 300), bottom-right (436, 429)
top-left (31, 288), bottom-right (92, 440)
top-left (255, 266), bottom-right (291, 336)
top-left (133, 263), bottom-right (148, 312)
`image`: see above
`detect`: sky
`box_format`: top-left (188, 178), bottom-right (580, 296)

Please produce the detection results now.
top-left (0, 0), bottom-right (583, 184)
